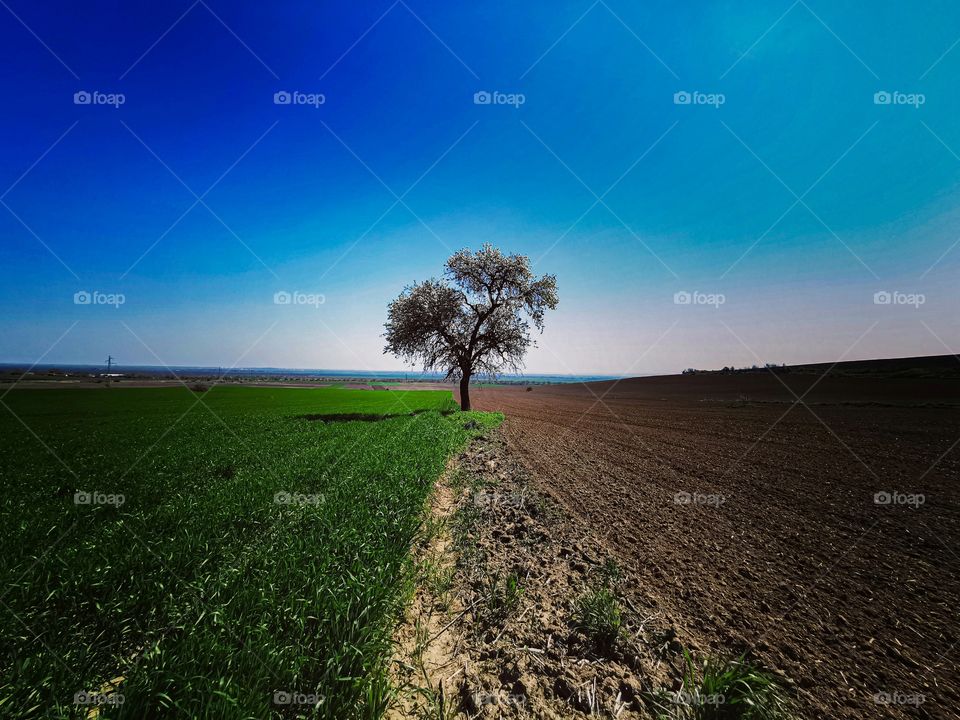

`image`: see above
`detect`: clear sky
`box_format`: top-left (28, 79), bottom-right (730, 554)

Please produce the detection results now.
top-left (1, 1), bottom-right (957, 376)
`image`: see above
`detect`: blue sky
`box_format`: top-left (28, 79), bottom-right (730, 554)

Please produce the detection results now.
top-left (0, 0), bottom-right (958, 375)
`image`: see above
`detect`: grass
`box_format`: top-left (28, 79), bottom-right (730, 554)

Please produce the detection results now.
top-left (654, 651), bottom-right (792, 719)
top-left (572, 587), bottom-right (623, 649)
top-left (481, 571), bottom-right (524, 622)
top-left (417, 553), bottom-right (456, 606)
top-left (599, 557), bottom-right (622, 585)
top-left (0, 386), bottom-right (497, 719)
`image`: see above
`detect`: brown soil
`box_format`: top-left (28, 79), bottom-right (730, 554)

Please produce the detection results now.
top-left (390, 460), bottom-right (465, 719)
top-left (465, 373), bottom-right (959, 719)
top-left (393, 431), bottom-right (689, 719)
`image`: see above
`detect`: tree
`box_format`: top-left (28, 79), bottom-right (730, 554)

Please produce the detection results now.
top-left (383, 244), bottom-right (558, 410)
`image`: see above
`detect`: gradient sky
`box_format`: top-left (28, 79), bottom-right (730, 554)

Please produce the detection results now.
top-left (0, 1), bottom-right (958, 375)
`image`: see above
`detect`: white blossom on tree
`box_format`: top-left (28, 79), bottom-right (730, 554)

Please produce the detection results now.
top-left (384, 245), bottom-right (558, 410)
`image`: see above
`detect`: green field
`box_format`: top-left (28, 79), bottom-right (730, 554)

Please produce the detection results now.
top-left (0, 386), bottom-right (499, 719)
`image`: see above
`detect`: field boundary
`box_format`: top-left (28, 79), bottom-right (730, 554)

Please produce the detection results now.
top-left (390, 429), bottom-right (678, 719)
top-left (389, 454), bottom-right (466, 719)
top-left (390, 427), bottom-right (801, 719)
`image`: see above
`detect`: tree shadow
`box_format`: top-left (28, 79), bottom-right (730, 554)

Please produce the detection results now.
top-left (295, 409), bottom-right (455, 423)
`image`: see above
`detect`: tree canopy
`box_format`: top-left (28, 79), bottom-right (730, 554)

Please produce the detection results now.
top-left (383, 244), bottom-right (558, 409)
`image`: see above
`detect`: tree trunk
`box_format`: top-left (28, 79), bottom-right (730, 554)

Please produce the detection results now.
top-left (459, 374), bottom-right (471, 411)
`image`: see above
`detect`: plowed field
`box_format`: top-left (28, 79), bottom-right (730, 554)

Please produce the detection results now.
top-left (470, 373), bottom-right (959, 719)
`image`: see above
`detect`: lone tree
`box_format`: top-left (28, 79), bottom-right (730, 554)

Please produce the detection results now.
top-left (384, 244), bottom-right (558, 410)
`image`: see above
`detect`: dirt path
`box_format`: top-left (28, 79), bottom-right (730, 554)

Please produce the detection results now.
top-left (393, 430), bottom-right (686, 719)
top-left (469, 375), bottom-right (960, 719)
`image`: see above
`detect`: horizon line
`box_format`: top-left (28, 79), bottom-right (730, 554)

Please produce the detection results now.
top-left (0, 351), bottom-right (953, 379)
top-left (0, 362), bottom-right (631, 378)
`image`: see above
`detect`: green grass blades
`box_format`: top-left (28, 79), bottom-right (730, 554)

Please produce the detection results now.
top-left (572, 587), bottom-right (623, 650)
top-left (659, 650), bottom-right (792, 719)
top-left (0, 386), bottom-right (492, 719)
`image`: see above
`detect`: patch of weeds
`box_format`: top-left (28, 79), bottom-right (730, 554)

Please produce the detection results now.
top-left (455, 467), bottom-right (486, 499)
top-left (449, 482), bottom-right (484, 577)
top-left (456, 541), bottom-right (487, 587)
top-left (412, 682), bottom-right (456, 720)
top-left (420, 513), bottom-right (448, 547)
top-left (599, 557), bottom-right (622, 586)
top-left (654, 651), bottom-right (792, 719)
top-left (481, 571), bottom-right (524, 622)
top-left (450, 472), bottom-right (489, 556)
top-left (419, 554), bottom-right (455, 605)
top-left (411, 618), bottom-right (431, 668)
top-left (452, 496), bottom-right (482, 546)
top-left (572, 586), bottom-right (623, 650)
top-left (446, 466), bottom-right (470, 494)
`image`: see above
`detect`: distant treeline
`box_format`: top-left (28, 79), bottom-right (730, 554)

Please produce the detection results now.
top-left (681, 354), bottom-right (960, 380)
